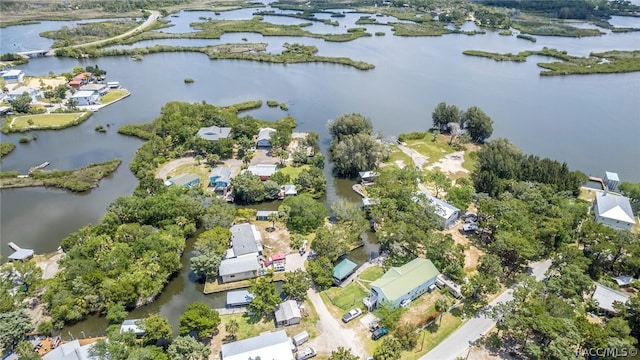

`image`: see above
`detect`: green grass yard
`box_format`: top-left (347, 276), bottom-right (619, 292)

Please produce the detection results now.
top-left (10, 112), bottom-right (88, 131)
top-left (278, 164), bottom-right (309, 180)
top-left (100, 89), bottom-right (129, 104)
top-left (322, 282), bottom-right (368, 311)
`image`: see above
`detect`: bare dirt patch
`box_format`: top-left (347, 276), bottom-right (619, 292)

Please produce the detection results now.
top-left (34, 249), bottom-right (63, 280)
top-left (254, 221), bottom-right (292, 255)
top-left (427, 151), bottom-right (468, 175)
top-left (443, 223), bottom-right (482, 272)
top-left (26, 76), bottom-right (67, 89)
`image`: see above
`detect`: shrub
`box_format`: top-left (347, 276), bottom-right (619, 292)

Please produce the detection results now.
top-left (19, 136), bottom-right (30, 143)
top-left (184, 78), bottom-right (195, 83)
top-left (397, 131), bottom-right (427, 142)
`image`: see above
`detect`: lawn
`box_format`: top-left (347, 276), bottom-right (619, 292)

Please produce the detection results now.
top-left (404, 134), bottom-right (456, 165)
top-left (10, 112), bottom-right (88, 131)
top-left (323, 282), bottom-right (368, 311)
top-left (400, 313), bottom-right (464, 360)
top-left (386, 146), bottom-right (414, 167)
top-left (358, 266), bottom-right (384, 282)
top-left (278, 164), bottom-right (309, 180)
top-left (101, 89), bottom-right (129, 104)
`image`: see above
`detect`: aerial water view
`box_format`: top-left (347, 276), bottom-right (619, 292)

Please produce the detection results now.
top-left (0, 0), bottom-right (639, 358)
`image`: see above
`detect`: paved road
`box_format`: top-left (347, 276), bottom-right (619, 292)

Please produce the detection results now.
top-left (306, 289), bottom-right (369, 358)
top-left (71, 10), bottom-right (160, 49)
top-left (421, 260), bottom-right (552, 360)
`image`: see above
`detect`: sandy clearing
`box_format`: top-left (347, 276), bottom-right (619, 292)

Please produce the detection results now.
top-left (427, 151), bottom-right (468, 175)
top-left (156, 157), bottom-right (196, 179)
top-left (34, 249), bottom-right (63, 280)
top-left (26, 76), bottom-right (67, 89)
top-left (443, 223), bottom-right (482, 272)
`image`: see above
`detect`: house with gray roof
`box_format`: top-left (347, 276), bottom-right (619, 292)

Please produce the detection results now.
top-left (594, 190), bottom-right (636, 231)
top-left (221, 330), bottom-right (293, 360)
top-left (209, 167), bottom-right (232, 189)
top-left (414, 191), bottom-right (460, 229)
top-left (219, 254), bottom-right (260, 283)
top-left (226, 289), bottom-right (254, 307)
top-left (166, 173), bottom-right (200, 188)
top-left (43, 339), bottom-right (96, 360)
top-left (230, 223), bottom-right (263, 257)
top-left (120, 319), bottom-right (145, 336)
top-left (197, 126), bottom-right (232, 141)
top-left (592, 283), bottom-right (630, 315)
top-left (256, 127), bottom-right (276, 147)
top-left (245, 164), bottom-right (278, 180)
top-left (275, 300), bottom-right (301, 327)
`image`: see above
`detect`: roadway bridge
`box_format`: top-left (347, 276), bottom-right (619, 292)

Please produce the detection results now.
top-left (17, 49), bottom-right (55, 58)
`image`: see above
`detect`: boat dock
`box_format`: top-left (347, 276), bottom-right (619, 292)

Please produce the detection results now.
top-left (29, 161), bottom-right (50, 174)
top-left (7, 242), bottom-right (34, 261)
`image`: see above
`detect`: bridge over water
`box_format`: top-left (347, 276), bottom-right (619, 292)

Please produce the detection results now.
top-left (17, 49), bottom-right (55, 58)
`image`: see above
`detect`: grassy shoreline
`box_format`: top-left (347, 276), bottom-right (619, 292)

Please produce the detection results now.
top-left (463, 48), bottom-right (640, 76)
top-left (2, 112), bottom-right (92, 133)
top-left (0, 158), bottom-right (121, 192)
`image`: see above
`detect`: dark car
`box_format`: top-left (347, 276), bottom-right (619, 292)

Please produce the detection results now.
top-left (371, 327), bottom-right (388, 340)
top-left (341, 308), bottom-right (362, 323)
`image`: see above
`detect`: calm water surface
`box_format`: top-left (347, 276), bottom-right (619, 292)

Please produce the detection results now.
top-left (1, 6), bottom-right (639, 336)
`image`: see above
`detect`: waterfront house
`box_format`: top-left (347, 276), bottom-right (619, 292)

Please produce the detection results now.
top-left (275, 300), bottom-right (301, 327)
top-left (333, 258), bottom-right (358, 285)
top-left (245, 164), bottom-right (278, 181)
top-left (358, 171), bottom-right (379, 183)
top-left (219, 254), bottom-right (260, 283)
top-left (1, 69), bottom-right (24, 84)
top-left (79, 83), bottom-right (108, 96)
top-left (209, 167), bottom-right (232, 189)
top-left (197, 125), bottom-right (232, 141)
top-left (42, 339), bottom-right (96, 360)
top-left (7, 86), bottom-right (43, 103)
top-left (256, 127), bottom-right (276, 147)
top-left (282, 184), bottom-right (298, 197)
top-left (593, 190), bottom-right (636, 231)
top-left (229, 223), bottom-right (263, 257)
top-left (592, 283), bottom-right (630, 315)
top-left (414, 191), bottom-right (460, 229)
top-left (71, 90), bottom-right (99, 106)
top-left (368, 258), bottom-right (440, 309)
top-left (221, 330), bottom-right (294, 360)
top-left (166, 173), bottom-right (200, 188)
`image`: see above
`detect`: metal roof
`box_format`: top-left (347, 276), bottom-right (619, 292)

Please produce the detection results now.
top-left (333, 258), bottom-right (357, 281)
top-left (42, 339), bottom-right (94, 360)
top-left (370, 258), bottom-right (440, 303)
top-left (120, 319), bottom-right (145, 335)
top-left (245, 164), bottom-right (278, 177)
top-left (221, 330), bottom-right (293, 360)
top-left (210, 167), bottom-right (232, 183)
top-left (605, 171), bottom-right (620, 182)
top-left (275, 300), bottom-right (301, 323)
top-left (219, 254), bottom-right (259, 277)
top-left (595, 192), bottom-right (636, 223)
top-left (169, 173), bottom-right (200, 187)
top-left (257, 127), bottom-right (276, 142)
top-left (197, 126), bottom-right (232, 141)
top-left (592, 283), bottom-right (630, 313)
top-left (226, 290), bottom-right (254, 306)
top-left (71, 90), bottom-right (96, 98)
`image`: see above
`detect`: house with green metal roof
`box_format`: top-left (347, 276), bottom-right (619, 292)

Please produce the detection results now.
top-left (368, 258), bottom-right (440, 309)
top-left (333, 258), bottom-right (358, 285)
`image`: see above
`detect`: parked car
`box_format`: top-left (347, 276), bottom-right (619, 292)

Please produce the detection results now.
top-left (465, 213), bottom-right (478, 222)
top-left (399, 298), bottom-right (412, 308)
top-left (296, 347), bottom-right (317, 360)
top-left (341, 308), bottom-right (363, 323)
top-left (462, 223), bottom-right (478, 233)
top-left (371, 327), bottom-right (388, 340)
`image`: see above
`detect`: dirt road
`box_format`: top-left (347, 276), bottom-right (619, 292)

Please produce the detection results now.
top-left (71, 10), bottom-right (160, 49)
top-left (306, 289), bottom-right (369, 358)
top-left (156, 157), bottom-right (195, 180)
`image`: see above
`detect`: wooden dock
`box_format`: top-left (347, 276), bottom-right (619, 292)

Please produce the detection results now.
top-left (215, 307), bottom-right (248, 315)
top-left (29, 161), bottom-right (50, 174)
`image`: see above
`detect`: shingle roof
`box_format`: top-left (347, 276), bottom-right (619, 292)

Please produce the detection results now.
top-left (275, 300), bottom-right (301, 323)
top-left (221, 330), bottom-right (293, 360)
top-left (230, 223), bottom-right (261, 257)
top-left (333, 258), bottom-right (357, 281)
top-left (370, 258), bottom-right (440, 303)
top-left (595, 192), bottom-right (636, 223)
top-left (592, 283), bottom-right (630, 313)
top-left (219, 254), bottom-right (259, 277)
top-left (197, 126), bottom-right (232, 141)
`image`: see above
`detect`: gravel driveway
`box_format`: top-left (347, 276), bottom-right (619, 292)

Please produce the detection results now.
top-left (306, 289), bottom-right (369, 358)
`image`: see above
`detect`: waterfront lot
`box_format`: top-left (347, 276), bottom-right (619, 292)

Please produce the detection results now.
top-left (8, 112), bottom-right (89, 131)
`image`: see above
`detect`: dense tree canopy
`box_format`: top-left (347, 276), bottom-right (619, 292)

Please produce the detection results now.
top-left (167, 335), bottom-right (210, 360)
top-left (431, 102), bottom-right (461, 130)
top-left (10, 92), bottom-right (32, 113)
top-left (462, 106), bottom-right (493, 143)
top-left (248, 273), bottom-right (281, 318)
top-left (280, 194), bottom-right (328, 234)
top-left (282, 269), bottom-right (310, 301)
top-left (327, 113), bottom-right (373, 141)
top-left (178, 302), bottom-right (220, 339)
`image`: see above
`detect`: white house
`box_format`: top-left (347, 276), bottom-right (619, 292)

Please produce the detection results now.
top-left (592, 283), bottom-right (630, 315)
top-left (221, 330), bottom-right (294, 360)
top-left (7, 86), bottom-right (43, 103)
top-left (197, 126), bottom-right (232, 141)
top-left (244, 164), bottom-right (278, 180)
top-left (71, 90), bottom-right (99, 106)
top-left (275, 300), bottom-right (302, 327)
top-left (256, 127), bottom-right (276, 147)
top-left (594, 190), bottom-right (636, 231)
top-left (79, 83), bottom-right (108, 96)
top-left (219, 254), bottom-right (260, 283)
top-left (1, 69), bottom-right (24, 84)
top-left (414, 191), bottom-right (460, 229)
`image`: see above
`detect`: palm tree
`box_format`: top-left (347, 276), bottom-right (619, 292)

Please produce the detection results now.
top-left (225, 318), bottom-right (239, 340)
top-left (435, 297), bottom-right (450, 325)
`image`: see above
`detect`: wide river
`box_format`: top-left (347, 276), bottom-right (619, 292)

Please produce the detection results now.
top-left (1, 5), bottom-right (639, 336)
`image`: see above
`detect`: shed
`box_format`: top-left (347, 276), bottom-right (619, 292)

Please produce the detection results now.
top-left (333, 258), bottom-right (358, 284)
top-left (358, 171), bottom-right (379, 182)
top-left (614, 275), bottom-right (635, 287)
top-left (226, 290), bottom-right (255, 307)
top-left (120, 319), bottom-right (145, 336)
top-left (592, 283), bottom-right (630, 314)
top-left (292, 331), bottom-right (309, 346)
top-left (256, 210), bottom-right (279, 221)
top-left (275, 299), bottom-right (301, 327)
